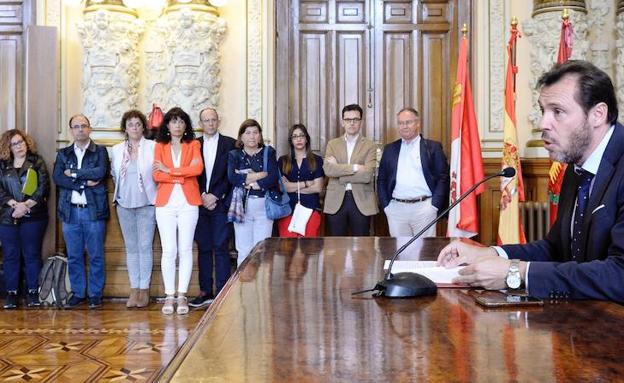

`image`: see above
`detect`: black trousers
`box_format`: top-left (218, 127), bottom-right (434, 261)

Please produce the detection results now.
top-left (194, 211), bottom-right (232, 295)
top-left (326, 191), bottom-right (371, 236)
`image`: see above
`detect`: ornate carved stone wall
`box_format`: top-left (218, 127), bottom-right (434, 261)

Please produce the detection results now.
top-left (76, 2), bottom-right (226, 131)
top-left (77, 8), bottom-right (144, 130)
top-left (145, 7), bottom-right (226, 126)
top-left (523, 3), bottom-right (588, 151)
top-left (616, 2), bottom-right (624, 108)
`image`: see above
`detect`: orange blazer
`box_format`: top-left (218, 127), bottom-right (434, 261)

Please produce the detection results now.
top-left (153, 140), bottom-right (204, 207)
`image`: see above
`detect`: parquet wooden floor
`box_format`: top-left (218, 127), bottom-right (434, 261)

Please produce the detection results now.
top-left (0, 301), bottom-right (204, 382)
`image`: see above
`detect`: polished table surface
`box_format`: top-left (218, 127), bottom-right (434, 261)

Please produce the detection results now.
top-left (162, 237), bottom-right (624, 382)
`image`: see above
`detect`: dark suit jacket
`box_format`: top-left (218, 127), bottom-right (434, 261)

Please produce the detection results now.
top-left (377, 136), bottom-right (449, 211)
top-left (503, 123), bottom-right (624, 302)
top-left (197, 134), bottom-right (236, 215)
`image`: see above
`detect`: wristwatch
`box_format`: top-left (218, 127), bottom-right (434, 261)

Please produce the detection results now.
top-left (505, 259), bottom-right (522, 290)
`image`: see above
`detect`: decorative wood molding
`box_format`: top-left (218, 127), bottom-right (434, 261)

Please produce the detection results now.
top-left (247, 0), bottom-right (263, 123)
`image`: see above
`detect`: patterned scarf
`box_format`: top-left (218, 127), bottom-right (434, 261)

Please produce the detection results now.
top-left (120, 141), bottom-right (144, 193)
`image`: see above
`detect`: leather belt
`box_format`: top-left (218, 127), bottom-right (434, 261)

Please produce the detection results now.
top-left (71, 203), bottom-right (88, 208)
top-left (392, 196), bottom-right (430, 203)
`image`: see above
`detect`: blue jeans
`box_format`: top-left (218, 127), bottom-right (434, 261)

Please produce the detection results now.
top-left (62, 206), bottom-right (106, 298)
top-left (194, 211), bottom-right (232, 295)
top-left (0, 219), bottom-right (47, 292)
top-left (116, 205), bottom-right (156, 289)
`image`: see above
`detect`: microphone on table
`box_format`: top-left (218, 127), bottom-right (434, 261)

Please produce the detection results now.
top-left (352, 167), bottom-right (516, 298)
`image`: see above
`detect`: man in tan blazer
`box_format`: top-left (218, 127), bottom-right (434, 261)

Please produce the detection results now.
top-left (323, 104), bottom-right (378, 236)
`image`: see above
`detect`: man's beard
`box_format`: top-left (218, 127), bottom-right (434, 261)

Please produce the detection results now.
top-left (544, 120), bottom-right (592, 164)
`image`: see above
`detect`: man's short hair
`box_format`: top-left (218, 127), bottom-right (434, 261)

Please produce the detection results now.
top-left (397, 107), bottom-right (420, 118)
top-left (537, 60), bottom-right (618, 125)
top-left (68, 114), bottom-right (91, 128)
top-left (199, 107), bottom-right (219, 121)
top-left (341, 104), bottom-right (363, 119)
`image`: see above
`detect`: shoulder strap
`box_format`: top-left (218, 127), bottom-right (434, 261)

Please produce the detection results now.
top-left (263, 145), bottom-right (269, 170)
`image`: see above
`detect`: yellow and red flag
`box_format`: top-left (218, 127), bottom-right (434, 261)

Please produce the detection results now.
top-left (447, 32), bottom-right (485, 238)
top-left (498, 21), bottom-right (526, 245)
top-left (548, 15), bottom-right (573, 226)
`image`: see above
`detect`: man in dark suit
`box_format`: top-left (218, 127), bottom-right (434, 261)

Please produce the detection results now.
top-left (190, 107), bottom-right (236, 307)
top-left (438, 60), bottom-right (624, 303)
top-left (377, 107), bottom-right (449, 237)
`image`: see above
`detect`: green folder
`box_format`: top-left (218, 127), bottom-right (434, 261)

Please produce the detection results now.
top-left (21, 168), bottom-right (38, 196)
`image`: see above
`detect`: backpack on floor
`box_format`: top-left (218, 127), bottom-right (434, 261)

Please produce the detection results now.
top-left (39, 253), bottom-right (72, 308)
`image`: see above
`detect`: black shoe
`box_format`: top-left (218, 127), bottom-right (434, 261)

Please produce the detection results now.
top-left (3, 292), bottom-right (18, 309)
top-left (66, 296), bottom-right (86, 309)
top-left (27, 290), bottom-right (40, 307)
top-left (88, 296), bottom-right (102, 309)
top-left (188, 293), bottom-right (214, 308)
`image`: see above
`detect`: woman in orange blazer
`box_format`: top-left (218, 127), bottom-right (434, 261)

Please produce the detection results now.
top-left (152, 107), bottom-right (203, 315)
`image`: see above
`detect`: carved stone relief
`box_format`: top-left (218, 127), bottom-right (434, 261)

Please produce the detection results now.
top-left (77, 10), bottom-right (145, 129)
top-left (144, 7), bottom-right (226, 127)
top-left (587, 0), bottom-right (611, 76)
top-left (523, 10), bottom-right (588, 129)
top-left (247, 0), bottom-right (262, 123)
top-left (616, 11), bottom-right (624, 108)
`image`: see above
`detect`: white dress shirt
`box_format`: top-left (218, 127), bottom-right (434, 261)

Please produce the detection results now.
top-left (202, 133), bottom-right (219, 193)
top-left (345, 134), bottom-right (359, 191)
top-left (392, 135), bottom-right (432, 200)
top-left (70, 141), bottom-right (90, 205)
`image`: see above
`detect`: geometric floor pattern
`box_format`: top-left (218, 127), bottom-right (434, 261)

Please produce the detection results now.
top-left (0, 301), bottom-right (204, 382)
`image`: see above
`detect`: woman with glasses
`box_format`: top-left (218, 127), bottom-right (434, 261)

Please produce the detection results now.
top-left (0, 130), bottom-right (50, 309)
top-left (227, 119), bottom-right (279, 266)
top-left (153, 107), bottom-right (203, 315)
top-left (111, 110), bottom-right (157, 309)
top-left (277, 124), bottom-right (324, 237)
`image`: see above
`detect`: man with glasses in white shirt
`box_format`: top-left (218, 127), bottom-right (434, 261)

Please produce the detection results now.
top-left (323, 104), bottom-right (378, 236)
top-left (377, 107), bottom-right (449, 237)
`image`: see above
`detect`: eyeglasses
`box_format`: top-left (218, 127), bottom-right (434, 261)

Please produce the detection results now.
top-left (71, 124), bottom-right (89, 130)
top-left (201, 118), bottom-right (219, 124)
top-left (10, 139), bottom-right (25, 148)
top-left (398, 119), bottom-right (418, 127)
top-left (291, 134), bottom-right (306, 139)
top-left (343, 118), bottom-right (362, 124)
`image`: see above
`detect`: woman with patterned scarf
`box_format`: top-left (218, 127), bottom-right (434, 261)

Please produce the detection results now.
top-left (111, 110), bottom-right (157, 309)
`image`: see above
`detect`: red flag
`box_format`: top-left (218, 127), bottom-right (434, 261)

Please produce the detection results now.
top-left (548, 16), bottom-right (573, 226)
top-left (498, 22), bottom-right (526, 245)
top-left (447, 33), bottom-right (485, 238)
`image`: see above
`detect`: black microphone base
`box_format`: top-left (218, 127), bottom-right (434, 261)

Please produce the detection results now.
top-left (375, 272), bottom-right (438, 298)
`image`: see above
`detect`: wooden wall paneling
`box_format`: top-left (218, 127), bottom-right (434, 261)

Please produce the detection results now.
top-left (24, 25), bottom-right (58, 256)
top-left (0, 0), bottom-right (24, 131)
top-left (478, 157), bottom-right (551, 246)
top-left (336, 30), bottom-right (367, 137)
top-left (300, 31), bottom-right (329, 152)
top-left (381, 32), bottom-right (411, 144)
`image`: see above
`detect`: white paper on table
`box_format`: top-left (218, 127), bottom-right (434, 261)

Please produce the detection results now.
top-left (383, 260), bottom-right (465, 286)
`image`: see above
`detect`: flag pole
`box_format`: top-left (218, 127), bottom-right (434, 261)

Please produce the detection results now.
top-left (510, 17), bottom-right (518, 92)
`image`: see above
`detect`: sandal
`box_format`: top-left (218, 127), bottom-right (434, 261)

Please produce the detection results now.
top-left (176, 296), bottom-right (189, 315)
top-left (162, 295), bottom-right (175, 315)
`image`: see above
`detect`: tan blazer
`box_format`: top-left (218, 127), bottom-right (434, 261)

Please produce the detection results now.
top-left (323, 135), bottom-right (379, 216)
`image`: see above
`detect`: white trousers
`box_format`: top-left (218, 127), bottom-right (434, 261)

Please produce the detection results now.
top-left (155, 202), bottom-right (199, 295)
top-left (234, 196), bottom-right (273, 266)
top-left (384, 199), bottom-right (438, 237)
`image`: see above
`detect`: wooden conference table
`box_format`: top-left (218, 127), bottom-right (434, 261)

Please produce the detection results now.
top-left (161, 237), bottom-right (624, 382)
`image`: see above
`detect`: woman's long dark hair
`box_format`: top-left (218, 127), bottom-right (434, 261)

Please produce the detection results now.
top-left (281, 124), bottom-right (317, 175)
top-left (156, 107), bottom-right (195, 143)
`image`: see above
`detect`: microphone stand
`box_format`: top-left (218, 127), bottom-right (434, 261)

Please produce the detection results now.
top-left (353, 168), bottom-right (514, 298)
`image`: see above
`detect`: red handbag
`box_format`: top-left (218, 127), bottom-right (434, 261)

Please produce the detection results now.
top-left (148, 103), bottom-right (164, 129)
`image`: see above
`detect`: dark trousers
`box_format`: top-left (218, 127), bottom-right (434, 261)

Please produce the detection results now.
top-left (0, 219), bottom-right (47, 292)
top-left (194, 211), bottom-right (232, 295)
top-left (326, 191), bottom-right (371, 236)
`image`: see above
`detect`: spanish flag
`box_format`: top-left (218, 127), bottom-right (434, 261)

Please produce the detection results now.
top-left (548, 13), bottom-right (573, 226)
top-left (447, 31), bottom-right (484, 238)
top-left (497, 20), bottom-right (526, 245)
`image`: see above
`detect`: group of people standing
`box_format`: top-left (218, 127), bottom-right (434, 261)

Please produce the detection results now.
top-left (1, 101), bottom-right (449, 313)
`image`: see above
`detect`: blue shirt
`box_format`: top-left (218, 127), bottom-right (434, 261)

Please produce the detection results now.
top-left (278, 154), bottom-right (324, 210)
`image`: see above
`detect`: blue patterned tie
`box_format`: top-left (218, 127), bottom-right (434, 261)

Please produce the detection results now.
top-left (571, 169), bottom-right (594, 260)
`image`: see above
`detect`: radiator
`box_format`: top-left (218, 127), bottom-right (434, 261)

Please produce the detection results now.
top-left (519, 201), bottom-right (550, 242)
